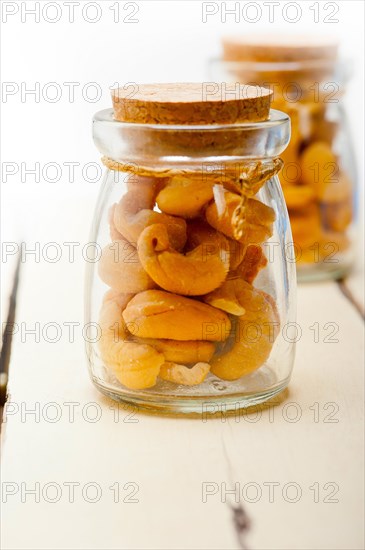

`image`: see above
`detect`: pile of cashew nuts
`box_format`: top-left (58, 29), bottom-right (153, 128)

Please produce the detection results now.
top-left (98, 170), bottom-right (280, 390)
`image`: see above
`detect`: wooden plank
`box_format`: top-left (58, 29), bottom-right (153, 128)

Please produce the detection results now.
top-left (1, 194), bottom-right (364, 550)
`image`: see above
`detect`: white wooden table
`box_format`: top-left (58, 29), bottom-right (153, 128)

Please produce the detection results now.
top-left (1, 189), bottom-right (364, 550)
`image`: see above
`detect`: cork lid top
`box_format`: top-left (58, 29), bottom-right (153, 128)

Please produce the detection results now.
top-left (222, 34), bottom-right (339, 63)
top-left (111, 82), bottom-right (272, 125)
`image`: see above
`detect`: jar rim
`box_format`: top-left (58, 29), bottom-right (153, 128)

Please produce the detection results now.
top-left (93, 107), bottom-right (290, 131)
top-left (214, 58), bottom-right (335, 72)
top-left (93, 108), bottom-right (290, 168)
top-left (210, 58), bottom-right (352, 83)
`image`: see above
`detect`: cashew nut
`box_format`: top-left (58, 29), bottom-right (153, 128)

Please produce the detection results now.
top-left (108, 204), bottom-right (124, 241)
top-left (210, 281), bottom-right (280, 380)
top-left (205, 191), bottom-right (275, 246)
top-left (98, 239), bottom-right (156, 294)
top-left (159, 362), bottom-right (210, 386)
top-left (98, 291), bottom-right (164, 390)
top-left (186, 219), bottom-right (245, 270)
top-left (236, 244), bottom-right (267, 284)
top-left (133, 338), bottom-right (215, 363)
top-left (203, 278), bottom-right (246, 316)
top-left (113, 175), bottom-right (187, 250)
top-left (123, 290), bottom-right (231, 342)
top-left (156, 174), bottom-right (214, 218)
top-left (137, 223), bottom-right (229, 295)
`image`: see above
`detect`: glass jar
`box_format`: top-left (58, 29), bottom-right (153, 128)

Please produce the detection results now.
top-left (212, 37), bottom-right (357, 282)
top-left (85, 106), bottom-right (296, 415)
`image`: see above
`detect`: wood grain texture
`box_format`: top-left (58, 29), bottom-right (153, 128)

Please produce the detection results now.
top-left (1, 193), bottom-right (364, 550)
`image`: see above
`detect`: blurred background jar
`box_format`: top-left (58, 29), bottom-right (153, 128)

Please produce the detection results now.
top-left (211, 35), bottom-right (357, 282)
top-left (86, 84), bottom-right (296, 415)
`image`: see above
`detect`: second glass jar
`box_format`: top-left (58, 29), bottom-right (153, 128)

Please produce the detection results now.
top-left (212, 37), bottom-right (357, 281)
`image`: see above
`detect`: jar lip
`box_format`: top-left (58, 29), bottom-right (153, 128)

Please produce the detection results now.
top-left (93, 108), bottom-right (290, 131)
top-left (210, 57), bottom-right (353, 82)
top-left (213, 58), bottom-right (334, 71)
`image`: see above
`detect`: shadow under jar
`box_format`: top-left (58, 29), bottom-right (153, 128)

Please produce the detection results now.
top-left (85, 86), bottom-right (296, 415)
top-left (212, 35), bottom-right (357, 282)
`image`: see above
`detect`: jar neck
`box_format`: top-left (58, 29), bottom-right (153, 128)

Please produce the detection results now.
top-left (211, 58), bottom-right (352, 104)
top-left (93, 108), bottom-right (290, 172)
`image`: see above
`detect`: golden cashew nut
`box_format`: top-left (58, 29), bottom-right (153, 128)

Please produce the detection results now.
top-left (99, 292), bottom-right (164, 390)
top-left (320, 173), bottom-right (352, 233)
top-left (205, 192), bottom-right (275, 246)
top-left (123, 290), bottom-right (231, 342)
top-left (113, 175), bottom-right (187, 250)
top-left (108, 204), bottom-right (124, 241)
top-left (186, 219), bottom-right (225, 248)
top-left (137, 223), bottom-right (230, 295)
top-left (159, 362), bottom-right (210, 386)
top-left (282, 185), bottom-right (316, 210)
top-left (102, 288), bottom-right (132, 307)
top-left (290, 204), bottom-right (322, 250)
top-left (210, 281), bottom-right (280, 380)
top-left (204, 279), bottom-right (246, 316)
top-left (156, 175), bottom-right (214, 218)
top-left (236, 244), bottom-right (268, 284)
top-left (299, 141), bottom-right (339, 198)
top-left (228, 239), bottom-right (247, 270)
top-left (186, 219), bottom-right (246, 271)
top-left (187, 219), bottom-right (244, 266)
top-left (203, 246), bottom-right (269, 315)
top-left (134, 338), bottom-right (215, 364)
top-left (98, 239), bottom-right (156, 294)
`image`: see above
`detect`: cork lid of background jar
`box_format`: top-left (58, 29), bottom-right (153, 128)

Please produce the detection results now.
top-left (222, 34), bottom-right (338, 63)
top-left (220, 35), bottom-right (339, 103)
top-left (111, 82), bottom-right (272, 124)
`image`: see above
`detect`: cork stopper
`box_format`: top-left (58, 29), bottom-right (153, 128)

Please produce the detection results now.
top-left (112, 82), bottom-right (272, 125)
top-left (222, 34), bottom-right (338, 63)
